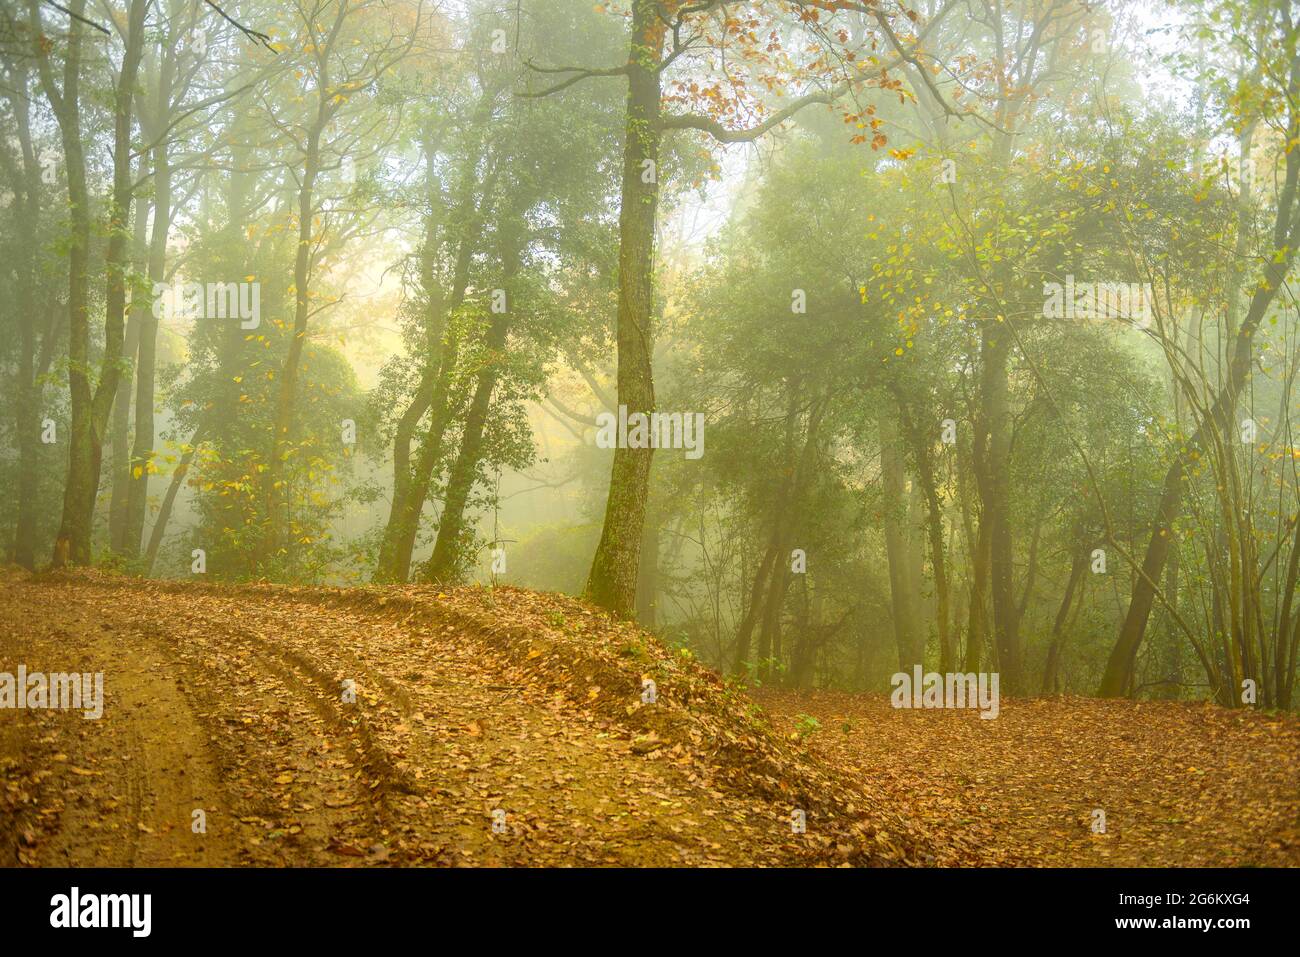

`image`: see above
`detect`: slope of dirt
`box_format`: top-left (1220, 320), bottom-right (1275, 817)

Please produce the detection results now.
top-left (0, 570), bottom-right (955, 867)
top-left (757, 689), bottom-right (1300, 867)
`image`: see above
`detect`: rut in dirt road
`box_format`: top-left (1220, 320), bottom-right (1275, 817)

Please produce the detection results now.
top-left (1, 570), bottom-right (946, 867)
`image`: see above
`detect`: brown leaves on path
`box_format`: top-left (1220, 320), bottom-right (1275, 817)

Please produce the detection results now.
top-left (5, 568), bottom-right (1295, 868)
top-left (1, 570), bottom-right (931, 867)
top-left (757, 689), bottom-right (1300, 867)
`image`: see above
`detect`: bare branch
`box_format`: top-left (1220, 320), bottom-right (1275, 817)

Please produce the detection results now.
top-left (42, 0), bottom-right (109, 36)
top-left (517, 59), bottom-right (628, 98)
top-left (202, 0), bottom-right (275, 53)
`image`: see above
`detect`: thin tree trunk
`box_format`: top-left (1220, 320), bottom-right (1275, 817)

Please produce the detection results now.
top-left (124, 144), bottom-right (171, 557)
top-left (125, 29), bottom-right (180, 559)
top-left (263, 132), bottom-right (320, 567)
top-left (965, 518), bottom-right (990, 672)
top-left (143, 426), bottom-right (205, 576)
top-left (423, 293), bottom-right (515, 580)
top-left (1042, 547), bottom-right (1086, 694)
top-left (881, 410), bottom-right (921, 671)
top-left (109, 172), bottom-right (150, 553)
top-left (904, 407), bottom-right (953, 673)
top-left (980, 322), bottom-right (1022, 692)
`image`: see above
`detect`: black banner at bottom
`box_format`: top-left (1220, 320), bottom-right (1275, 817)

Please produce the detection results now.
top-left (0, 867), bottom-right (1282, 943)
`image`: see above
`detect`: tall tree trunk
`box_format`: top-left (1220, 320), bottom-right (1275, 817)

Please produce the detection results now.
top-left (79, 0), bottom-right (145, 560)
top-left (41, 0), bottom-right (145, 566)
top-left (881, 410), bottom-right (921, 671)
top-left (374, 121), bottom-right (494, 583)
top-left (125, 29), bottom-right (180, 560)
top-left (911, 431), bottom-right (953, 673)
top-left (124, 144), bottom-right (171, 557)
top-left (584, 0), bottom-right (665, 617)
top-left (978, 322), bottom-right (1021, 691)
top-left (109, 170), bottom-right (150, 553)
top-left (33, 0), bottom-right (91, 567)
top-left (262, 129), bottom-right (320, 568)
top-left (5, 57), bottom-right (43, 568)
top-left (417, 321), bottom-right (505, 582)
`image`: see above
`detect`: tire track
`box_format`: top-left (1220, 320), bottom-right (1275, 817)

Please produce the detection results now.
top-left (3, 572), bottom-right (864, 867)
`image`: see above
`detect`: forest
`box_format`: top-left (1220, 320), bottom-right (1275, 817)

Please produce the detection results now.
top-left (1, 0), bottom-right (1298, 874)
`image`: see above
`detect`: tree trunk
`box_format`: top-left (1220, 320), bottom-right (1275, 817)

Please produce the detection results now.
top-left (109, 169), bottom-right (150, 553)
top-left (42, 0), bottom-right (146, 566)
top-left (35, 0), bottom-right (92, 567)
top-left (1275, 517), bottom-right (1300, 708)
top-left (732, 541), bottom-right (780, 676)
top-left (124, 144), bottom-right (171, 557)
top-left (1042, 548), bottom-right (1086, 694)
top-left (635, 511), bottom-right (659, 630)
top-left (374, 123), bottom-right (492, 583)
top-left (965, 517), bottom-right (990, 672)
top-left (5, 58), bottom-right (43, 568)
top-left (978, 322), bottom-right (1021, 691)
top-left (423, 269), bottom-right (516, 580)
top-left (262, 129), bottom-right (320, 568)
top-left (143, 426), bottom-right (205, 576)
top-left (914, 440), bottom-right (953, 673)
top-left (584, 0), bottom-right (665, 617)
top-left (881, 410), bottom-right (921, 671)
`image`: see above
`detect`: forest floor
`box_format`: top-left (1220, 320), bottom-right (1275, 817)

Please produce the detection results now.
top-left (1, 568), bottom-right (1297, 868)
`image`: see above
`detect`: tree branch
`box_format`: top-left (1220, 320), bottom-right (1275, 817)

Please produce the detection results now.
top-left (202, 0), bottom-right (275, 52)
top-left (517, 59), bottom-right (628, 98)
top-left (42, 0), bottom-right (109, 36)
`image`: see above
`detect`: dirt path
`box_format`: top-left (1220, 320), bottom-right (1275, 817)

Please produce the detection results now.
top-left (0, 573), bottom-right (817, 866)
top-left (0, 582), bottom-right (237, 866)
top-left (4, 572), bottom-right (1297, 867)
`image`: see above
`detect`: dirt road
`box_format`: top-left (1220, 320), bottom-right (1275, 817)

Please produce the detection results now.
top-left (2, 571), bottom-right (1297, 867)
top-left (0, 571), bottom-right (895, 866)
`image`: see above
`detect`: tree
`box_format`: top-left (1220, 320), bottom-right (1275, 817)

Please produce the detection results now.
top-left (526, 0), bottom-right (958, 618)
top-left (1099, 1), bottom-right (1300, 697)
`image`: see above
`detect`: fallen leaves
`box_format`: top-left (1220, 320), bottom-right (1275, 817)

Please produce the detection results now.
top-left (7, 569), bottom-right (1297, 870)
top-left (757, 689), bottom-right (1300, 867)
